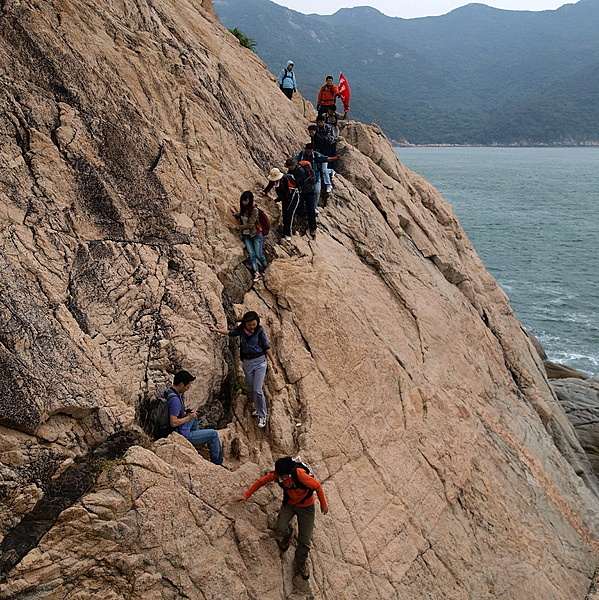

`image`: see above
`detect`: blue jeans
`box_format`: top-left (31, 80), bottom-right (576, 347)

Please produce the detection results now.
top-left (320, 163), bottom-right (331, 186)
top-left (313, 179), bottom-right (321, 211)
top-left (186, 418), bottom-right (223, 465)
top-left (243, 233), bottom-right (268, 274)
top-left (242, 357), bottom-right (268, 417)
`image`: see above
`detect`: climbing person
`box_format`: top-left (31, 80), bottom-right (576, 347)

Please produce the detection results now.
top-left (324, 104), bottom-right (347, 140)
top-left (284, 157), bottom-right (317, 239)
top-left (316, 75), bottom-right (339, 119)
top-left (295, 143), bottom-right (340, 212)
top-left (313, 117), bottom-right (338, 193)
top-left (207, 311), bottom-right (277, 429)
top-left (278, 60), bottom-right (297, 99)
top-left (233, 456), bottom-right (329, 580)
top-left (313, 116), bottom-right (336, 155)
top-left (167, 370), bottom-right (224, 465)
top-left (323, 107), bottom-right (346, 191)
top-left (263, 166), bottom-right (300, 242)
top-left (230, 190), bottom-right (268, 282)
top-left (308, 125), bottom-right (332, 194)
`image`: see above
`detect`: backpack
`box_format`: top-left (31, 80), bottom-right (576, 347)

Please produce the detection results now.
top-left (319, 124), bottom-right (336, 146)
top-left (274, 174), bottom-right (300, 206)
top-left (149, 389), bottom-right (179, 439)
top-left (298, 160), bottom-right (316, 186)
top-left (256, 207), bottom-right (271, 236)
top-left (276, 460), bottom-right (315, 505)
top-left (314, 128), bottom-right (336, 155)
top-left (325, 113), bottom-right (338, 128)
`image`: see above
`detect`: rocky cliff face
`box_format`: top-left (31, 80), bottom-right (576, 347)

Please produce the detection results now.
top-left (0, 1), bottom-right (598, 599)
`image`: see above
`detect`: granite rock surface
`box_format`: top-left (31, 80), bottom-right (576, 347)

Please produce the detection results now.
top-left (552, 377), bottom-right (599, 478)
top-left (0, 1), bottom-right (598, 599)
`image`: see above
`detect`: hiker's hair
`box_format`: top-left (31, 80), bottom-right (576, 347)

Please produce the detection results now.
top-left (275, 456), bottom-right (294, 475)
top-left (238, 311), bottom-right (260, 326)
top-left (173, 370), bottom-right (196, 386)
top-left (239, 190), bottom-right (254, 216)
top-left (326, 75), bottom-right (333, 81)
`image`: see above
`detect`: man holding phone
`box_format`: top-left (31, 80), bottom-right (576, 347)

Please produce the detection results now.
top-left (167, 370), bottom-right (224, 466)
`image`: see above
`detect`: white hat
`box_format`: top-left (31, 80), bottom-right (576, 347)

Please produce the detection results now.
top-left (267, 168), bottom-right (284, 181)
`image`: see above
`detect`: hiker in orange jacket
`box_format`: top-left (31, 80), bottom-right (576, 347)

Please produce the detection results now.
top-left (233, 456), bottom-right (329, 580)
top-left (316, 75), bottom-right (339, 118)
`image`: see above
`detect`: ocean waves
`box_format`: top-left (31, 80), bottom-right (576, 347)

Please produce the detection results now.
top-left (397, 146), bottom-right (599, 375)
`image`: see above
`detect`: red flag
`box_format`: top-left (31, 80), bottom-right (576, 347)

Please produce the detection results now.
top-left (338, 72), bottom-right (350, 113)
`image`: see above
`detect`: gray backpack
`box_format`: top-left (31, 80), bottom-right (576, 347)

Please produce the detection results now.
top-left (150, 389), bottom-right (179, 438)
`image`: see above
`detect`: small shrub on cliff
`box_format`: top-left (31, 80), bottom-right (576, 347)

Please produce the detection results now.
top-left (229, 27), bottom-right (257, 51)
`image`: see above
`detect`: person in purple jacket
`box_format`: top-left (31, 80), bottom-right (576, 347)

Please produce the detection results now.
top-left (167, 370), bottom-right (223, 465)
top-left (207, 311), bottom-right (278, 428)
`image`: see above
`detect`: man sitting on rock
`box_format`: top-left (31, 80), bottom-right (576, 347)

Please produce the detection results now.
top-left (233, 456), bottom-right (329, 580)
top-left (167, 370), bottom-right (224, 466)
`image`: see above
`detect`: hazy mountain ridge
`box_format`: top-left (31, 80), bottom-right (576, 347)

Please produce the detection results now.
top-left (216, 0), bottom-right (599, 144)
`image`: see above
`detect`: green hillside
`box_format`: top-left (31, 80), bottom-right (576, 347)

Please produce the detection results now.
top-left (214, 0), bottom-right (599, 145)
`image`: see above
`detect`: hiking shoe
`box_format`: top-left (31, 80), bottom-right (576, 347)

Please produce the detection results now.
top-left (285, 236), bottom-right (291, 242)
top-left (297, 559), bottom-right (310, 580)
top-left (253, 272), bottom-right (262, 281)
top-left (251, 409), bottom-right (259, 416)
top-left (314, 208), bottom-right (319, 215)
top-left (309, 229), bottom-right (316, 240)
top-left (278, 527), bottom-right (293, 552)
top-left (258, 416), bottom-right (267, 428)
top-left (325, 185), bottom-right (332, 193)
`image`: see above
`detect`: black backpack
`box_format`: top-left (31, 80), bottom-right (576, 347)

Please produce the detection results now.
top-left (276, 461), bottom-right (315, 505)
top-left (298, 160), bottom-right (316, 186)
top-left (276, 174), bottom-right (299, 203)
top-left (149, 389), bottom-right (179, 439)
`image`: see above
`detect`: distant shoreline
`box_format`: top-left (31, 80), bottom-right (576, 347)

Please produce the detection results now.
top-left (393, 142), bottom-right (599, 148)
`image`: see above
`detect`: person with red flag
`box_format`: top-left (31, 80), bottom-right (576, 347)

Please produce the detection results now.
top-left (316, 75), bottom-right (339, 118)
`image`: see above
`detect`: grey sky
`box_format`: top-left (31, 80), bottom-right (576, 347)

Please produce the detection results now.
top-left (272, 0), bottom-right (572, 18)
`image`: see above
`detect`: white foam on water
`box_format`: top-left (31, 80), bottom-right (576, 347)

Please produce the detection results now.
top-left (397, 146), bottom-right (599, 377)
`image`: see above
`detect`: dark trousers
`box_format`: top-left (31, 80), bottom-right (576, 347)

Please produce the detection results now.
top-left (301, 191), bottom-right (317, 232)
top-left (317, 103), bottom-right (336, 119)
top-left (276, 503), bottom-right (315, 562)
top-left (282, 192), bottom-right (301, 237)
top-left (281, 87), bottom-right (294, 99)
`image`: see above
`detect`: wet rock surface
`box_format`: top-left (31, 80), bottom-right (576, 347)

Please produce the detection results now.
top-left (0, 1), bottom-right (598, 599)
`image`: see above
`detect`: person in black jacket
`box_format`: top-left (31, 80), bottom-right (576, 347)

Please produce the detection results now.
top-left (207, 312), bottom-right (277, 428)
top-left (284, 157), bottom-right (317, 239)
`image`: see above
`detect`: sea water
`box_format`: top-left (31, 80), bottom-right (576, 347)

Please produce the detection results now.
top-left (395, 147), bottom-right (598, 375)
